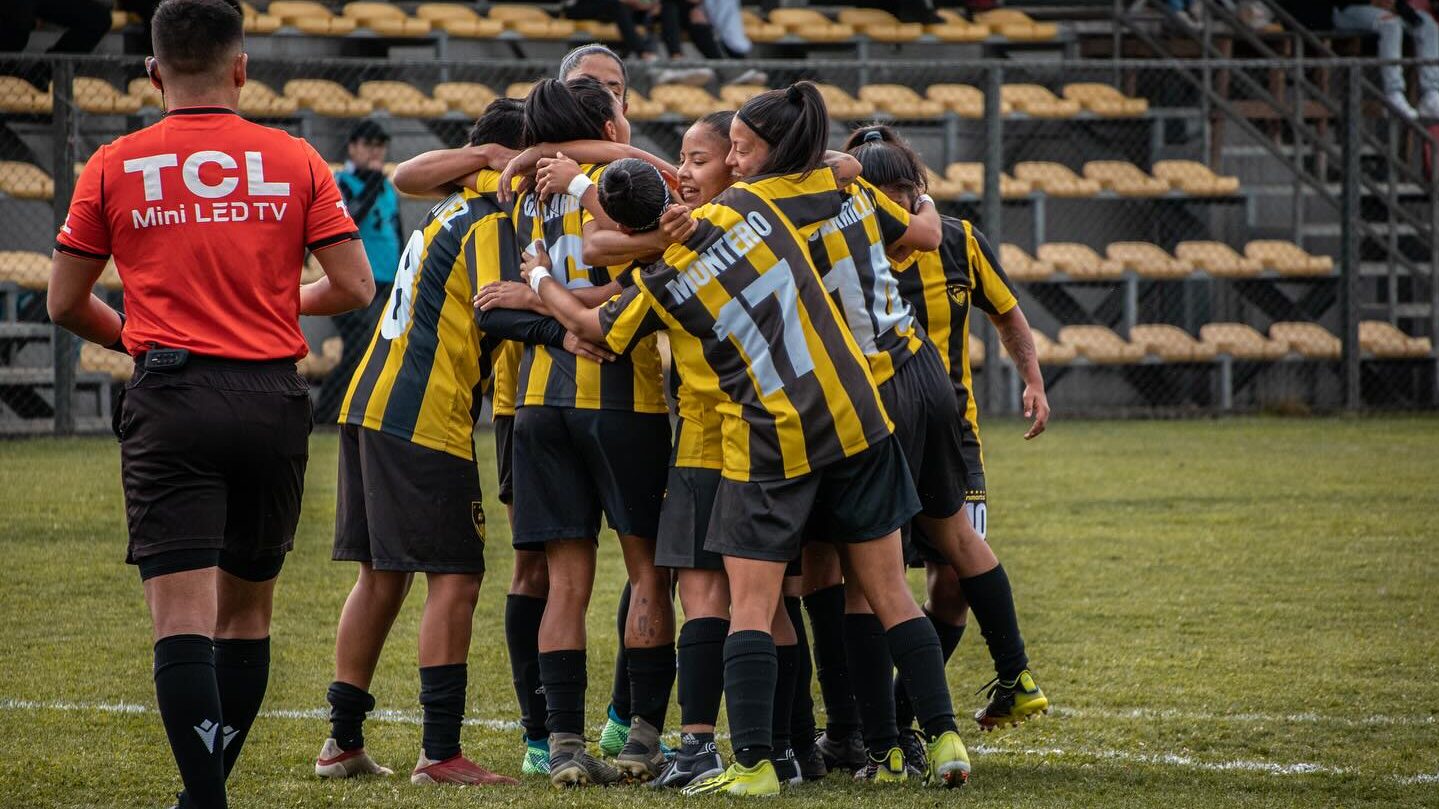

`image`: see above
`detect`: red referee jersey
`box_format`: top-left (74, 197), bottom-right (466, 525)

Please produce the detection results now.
top-left (55, 106), bottom-right (359, 360)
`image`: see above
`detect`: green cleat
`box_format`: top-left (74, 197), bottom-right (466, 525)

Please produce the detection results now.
top-left (680, 760), bottom-right (782, 797)
top-left (974, 670), bottom-right (1050, 731)
top-left (521, 736), bottom-right (550, 776)
top-left (853, 746), bottom-right (908, 783)
top-left (598, 705), bottom-right (630, 757)
top-left (924, 730), bottom-right (970, 788)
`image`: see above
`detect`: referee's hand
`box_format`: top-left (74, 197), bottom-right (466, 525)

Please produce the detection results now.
top-left (1023, 384), bottom-right (1050, 440)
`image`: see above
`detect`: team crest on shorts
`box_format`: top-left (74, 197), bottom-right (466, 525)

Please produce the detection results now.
top-left (470, 501), bottom-right (486, 542)
top-left (947, 284), bottom-right (969, 308)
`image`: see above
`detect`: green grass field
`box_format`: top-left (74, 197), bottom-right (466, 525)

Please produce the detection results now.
top-left (1, 417), bottom-right (1436, 808)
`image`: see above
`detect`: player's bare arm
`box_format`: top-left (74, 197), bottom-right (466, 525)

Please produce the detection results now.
top-left (391, 143), bottom-right (516, 197)
top-left (525, 245), bottom-right (607, 345)
top-left (992, 306), bottom-right (1050, 439)
top-left (46, 252), bottom-right (123, 348)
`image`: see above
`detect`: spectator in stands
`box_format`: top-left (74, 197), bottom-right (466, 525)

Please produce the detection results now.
top-left (319, 120), bottom-right (403, 420)
top-left (652, 0), bottom-right (767, 86)
top-left (0, 0), bottom-right (110, 56)
top-left (1327, 0), bottom-right (1439, 119)
top-left (563, 0), bottom-right (658, 60)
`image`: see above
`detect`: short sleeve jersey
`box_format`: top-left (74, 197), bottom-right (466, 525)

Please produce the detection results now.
top-left (55, 107), bottom-right (358, 360)
top-left (893, 216), bottom-right (1017, 458)
top-left (339, 172), bottom-right (515, 460)
top-left (802, 177), bottom-right (925, 387)
top-left (510, 163), bottom-right (666, 413)
top-left (598, 170), bottom-right (893, 482)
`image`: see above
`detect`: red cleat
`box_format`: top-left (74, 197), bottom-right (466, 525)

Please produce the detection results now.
top-left (411, 753), bottom-right (519, 786)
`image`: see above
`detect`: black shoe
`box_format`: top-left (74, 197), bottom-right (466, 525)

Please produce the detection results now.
top-left (796, 742), bottom-right (827, 781)
top-left (898, 728), bottom-right (928, 778)
top-left (814, 730), bottom-right (865, 771)
top-left (649, 736), bottom-right (724, 789)
top-left (770, 748), bottom-right (803, 787)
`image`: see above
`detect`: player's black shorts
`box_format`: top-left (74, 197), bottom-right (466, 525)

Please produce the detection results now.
top-left (510, 406), bottom-right (670, 547)
top-left (656, 465), bottom-right (723, 570)
top-left (333, 424), bottom-right (487, 573)
top-left (882, 341), bottom-right (969, 520)
top-left (116, 355), bottom-right (311, 575)
top-left (493, 414), bottom-right (515, 506)
top-left (705, 434), bottom-right (920, 563)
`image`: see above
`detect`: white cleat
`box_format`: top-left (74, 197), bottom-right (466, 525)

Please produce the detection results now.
top-left (315, 738), bottom-right (394, 778)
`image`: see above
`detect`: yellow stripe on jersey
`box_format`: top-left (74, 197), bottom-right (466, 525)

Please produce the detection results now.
top-left (673, 379), bottom-right (724, 470)
top-left (491, 340), bottom-right (521, 418)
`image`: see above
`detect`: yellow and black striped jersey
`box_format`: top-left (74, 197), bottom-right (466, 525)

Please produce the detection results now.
top-left (511, 163), bottom-right (666, 413)
top-left (672, 368), bottom-right (724, 470)
top-left (339, 179), bottom-right (515, 460)
top-left (490, 340), bottom-right (521, 419)
top-left (893, 216), bottom-right (1017, 468)
top-left (599, 169), bottom-right (893, 482)
top-left (802, 177), bottom-right (925, 387)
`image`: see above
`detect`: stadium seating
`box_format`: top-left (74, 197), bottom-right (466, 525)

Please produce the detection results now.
top-left (1058, 325), bottom-right (1146, 363)
top-left (719, 84), bottom-right (766, 109)
top-left (1245, 240), bottom-right (1335, 276)
top-left (945, 163), bottom-right (1033, 198)
top-left (284, 79), bottom-right (373, 116)
top-left (486, 5), bottom-right (575, 39)
top-left (927, 10), bottom-right (989, 42)
top-left (813, 84), bottom-right (875, 119)
top-left (1129, 324), bottom-right (1217, 362)
top-left (127, 77), bottom-right (163, 109)
top-left (1001, 84), bottom-right (1082, 118)
top-left (1031, 329), bottom-right (1078, 364)
top-left (1152, 160), bottom-right (1241, 196)
top-left (926, 84), bottom-right (1008, 118)
top-left (96, 260), bottom-right (122, 291)
top-left (858, 85), bottom-right (945, 120)
top-left (999, 243), bottom-right (1053, 281)
top-left (923, 167), bottom-right (967, 201)
top-left (73, 78), bottom-right (142, 114)
top-left (1012, 162), bottom-right (1101, 197)
top-left (1104, 242), bottom-right (1191, 279)
top-left (266, 1), bottom-right (359, 35)
top-left (1063, 83), bottom-right (1148, 116)
top-left (0, 162), bottom-right (53, 200)
top-left (767, 9), bottom-right (855, 42)
top-left (1359, 321), bottom-right (1434, 358)
top-left (358, 81), bottom-right (448, 117)
top-left (297, 336), bottom-right (344, 378)
top-left (241, 80), bottom-right (301, 116)
top-left (432, 82), bottom-right (497, 117)
top-left (1198, 323), bottom-right (1289, 360)
top-left (740, 10), bottom-right (786, 43)
top-left (341, 3), bottom-right (433, 36)
top-left (79, 341), bottom-right (134, 381)
top-left (1175, 241), bottom-right (1262, 277)
top-left (836, 9), bottom-right (924, 43)
top-left (414, 4), bottom-right (505, 37)
top-left (0, 76), bottom-right (53, 114)
top-left (1037, 243), bottom-right (1122, 279)
top-left (1082, 161), bottom-right (1172, 196)
top-left (1269, 322), bottom-right (1341, 360)
top-left (238, 2), bottom-right (282, 35)
top-left (975, 9), bottom-right (1059, 40)
top-left (0, 251), bottom-right (49, 290)
top-left (625, 90), bottom-right (667, 121)
top-left (649, 85), bottom-right (729, 118)
top-left (970, 336), bottom-right (984, 367)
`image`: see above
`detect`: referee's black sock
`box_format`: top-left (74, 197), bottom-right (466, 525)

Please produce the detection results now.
top-left (784, 596), bottom-right (817, 755)
top-left (723, 630), bottom-right (777, 767)
top-left (326, 681), bottom-right (374, 752)
top-left (154, 634), bottom-right (226, 809)
top-left (538, 650), bottom-right (587, 736)
top-left (214, 637), bottom-right (269, 777)
top-left (844, 613), bottom-right (898, 754)
top-left (504, 594), bottom-right (548, 741)
top-left (958, 564), bottom-right (1029, 681)
top-left (677, 617), bottom-right (728, 727)
top-left (771, 641), bottom-right (798, 754)
top-left (802, 585), bottom-right (859, 739)
top-left (610, 583), bottom-right (632, 722)
top-left (886, 617), bottom-right (957, 739)
top-left (419, 663), bottom-right (467, 761)
top-left (627, 643), bottom-right (676, 731)
top-left (895, 615), bottom-right (964, 730)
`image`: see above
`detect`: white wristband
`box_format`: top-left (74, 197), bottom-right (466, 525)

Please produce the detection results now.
top-left (916, 193), bottom-right (935, 210)
top-left (567, 172), bottom-right (595, 199)
top-left (528, 265), bottom-right (552, 294)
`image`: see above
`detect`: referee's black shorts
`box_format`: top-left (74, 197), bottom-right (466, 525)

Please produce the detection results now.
top-left (116, 355), bottom-right (311, 581)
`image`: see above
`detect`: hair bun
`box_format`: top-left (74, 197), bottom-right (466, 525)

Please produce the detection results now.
top-left (862, 129), bottom-right (884, 144)
top-left (785, 85), bottom-right (803, 103)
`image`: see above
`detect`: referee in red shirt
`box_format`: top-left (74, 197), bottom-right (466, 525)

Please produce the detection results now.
top-left (46, 2), bottom-right (373, 806)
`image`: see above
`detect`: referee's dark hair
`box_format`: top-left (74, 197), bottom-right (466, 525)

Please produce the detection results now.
top-left (843, 124), bottom-right (929, 199)
top-left (522, 77), bottom-right (616, 147)
top-left (152, 0), bottom-right (244, 76)
top-left (735, 81), bottom-right (829, 178)
top-left (468, 98), bottom-right (526, 151)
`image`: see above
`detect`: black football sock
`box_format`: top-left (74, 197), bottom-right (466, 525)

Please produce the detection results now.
top-left (678, 617), bottom-right (728, 727)
top-left (680, 730), bottom-right (717, 757)
top-left (610, 582), bottom-right (632, 720)
top-left (504, 594), bottom-right (548, 740)
top-left (326, 681), bottom-right (374, 752)
top-left (771, 642), bottom-right (798, 754)
top-left (418, 663), bottom-right (467, 761)
top-left (784, 596), bottom-right (817, 754)
top-left (213, 637), bottom-right (269, 778)
top-left (895, 615), bottom-right (964, 730)
top-left (886, 617), bottom-right (957, 739)
top-left (627, 643), bottom-right (677, 731)
top-left (538, 649), bottom-right (587, 736)
top-left (958, 564), bottom-right (1029, 681)
top-left (844, 613), bottom-right (898, 754)
top-left (154, 634), bottom-right (226, 809)
top-left (723, 630), bottom-right (776, 767)
top-left (802, 585), bottom-right (859, 738)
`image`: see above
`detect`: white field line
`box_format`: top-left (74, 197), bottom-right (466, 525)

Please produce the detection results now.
top-left (3, 698), bottom-right (1436, 786)
top-left (1049, 705), bottom-right (1438, 729)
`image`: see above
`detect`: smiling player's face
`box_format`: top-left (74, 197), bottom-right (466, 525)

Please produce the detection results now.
top-left (726, 118), bottom-right (769, 180)
top-left (678, 122), bottom-right (735, 205)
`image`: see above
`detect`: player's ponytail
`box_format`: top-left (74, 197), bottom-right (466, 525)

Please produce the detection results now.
top-left (522, 76), bottom-right (615, 146)
top-left (843, 124), bottom-right (927, 197)
top-left (598, 158), bottom-right (670, 233)
top-left (735, 81), bottom-right (829, 178)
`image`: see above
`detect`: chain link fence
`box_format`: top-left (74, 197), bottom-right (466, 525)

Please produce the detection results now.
top-left (1, 53), bottom-right (1435, 433)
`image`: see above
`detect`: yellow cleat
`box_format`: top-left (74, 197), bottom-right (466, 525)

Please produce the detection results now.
top-left (853, 746), bottom-right (909, 783)
top-left (680, 760), bottom-right (782, 797)
top-left (974, 670), bottom-right (1050, 731)
top-left (924, 731), bottom-right (971, 788)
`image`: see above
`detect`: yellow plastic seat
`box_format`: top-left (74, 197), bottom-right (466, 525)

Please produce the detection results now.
top-left (970, 335), bottom-right (984, 368)
top-left (857, 85), bottom-right (944, 120)
top-left (813, 84), bottom-right (875, 119)
top-left (768, 8), bottom-right (854, 41)
top-left (625, 90), bottom-right (667, 121)
top-left (1199, 322), bottom-right (1290, 360)
top-left (493, 5), bottom-right (576, 38)
top-left (0, 251), bottom-right (51, 290)
top-left (1244, 240), bottom-right (1334, 276)
top-left (1031, 329), bottom-right (1077, 364)
top-left (926, 84), bottom-right (1007, 118)
top-left (1129, 323), bottom-right (1217, 362)
top-left (1013, 162), bottom-right (1100, 197)
top-left (1001, 84), bottom-right (1081, 118)
top-left (1359, 321), bottom-right (1433, 358)
top-left (415, 4), bottom-right (505, 37)
top-left (432, 82), bottom-right (497, 117)
top-left (358, 81), bottom-right (448, 117)
top-left (1152, 159), bottom-right (1241, 195)
top-left (838, 10), bottom-right (923, 42)
top-left (1062, 83), bottom-right (1148, 116)
top-left (976, 9), bottom-right (1058, 40)
top-left (1269, 321), bottom-right (1341, 360)
top-left (923, 167), bottom-right (967, 201)
top-left (127, 77), bottom-right (163, 109)
top-left (238, 2), bottom-right (282, 34)
top-left (284, 79), bottom-right (373, 117)
top-left (1038, 243), bottom-right (1121, 279)
top-left (928, 10), bottom-right (990, 42)
top-left (650, 85), bottom-right (729, 118)
top-left (1083, 161), bottom-right (1170, 196)
top-left (95, 258), bottom-right (122, 290)
top-left (740, 10), bottom-right (787, 42)
top-left (505, 82), bottom-right (536, 101)
top-left (0, 77), bottom-right (53, 114)
top-left (80, 341), bottom-right (135, 381)
top-left (267, 1), bottom-right (359, 34)
top-left (239, 80), bottom-right (301, 116)
top-left (1105, 242), bottom-right (1190, 279)
top-left (0, 162), bottom-right (54, 200)
top-left (1058, 325), bottom-right (1146, 363)
top-left (944, 163), bottom-right (1032, 197)
top-left (719, 84), bottom-right (766, 108)
top-left (342, 3), bottom-right (433, 36)
top-left (73, 78), bottom-right (142, 114)
top-left (999, 243), bottom-right (1052, 281)
top-left (1175, 241), bottom-right (1261, 278)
